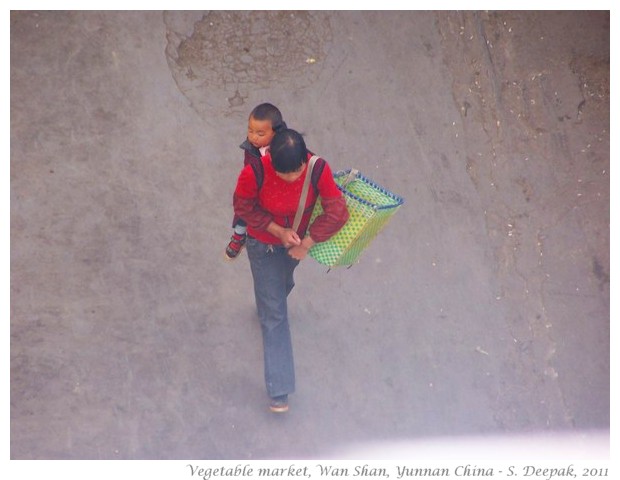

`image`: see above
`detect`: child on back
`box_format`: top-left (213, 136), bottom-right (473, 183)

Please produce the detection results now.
top-left (225, 103), bottom-right (287, 259)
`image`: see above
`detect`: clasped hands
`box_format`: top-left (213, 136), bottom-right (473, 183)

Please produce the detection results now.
top-left (267, 222), bottom-right (315, 260)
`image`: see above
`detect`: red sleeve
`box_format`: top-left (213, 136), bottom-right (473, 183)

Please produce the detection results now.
top-left (233, 164), bottom-right (272, 230)
top-left (307, 162), bottom-right (349, 242)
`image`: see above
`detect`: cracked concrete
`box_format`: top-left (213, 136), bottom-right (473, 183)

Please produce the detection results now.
top-left (164, 11), bottom-right (333, 119)
top-left (10, 10), bottom-right (608, 460)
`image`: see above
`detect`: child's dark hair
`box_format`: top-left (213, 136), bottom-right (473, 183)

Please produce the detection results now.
top-left (270, 129), bottom-right (308, 173)
top-left (250, 103), bottom-right (286, 132)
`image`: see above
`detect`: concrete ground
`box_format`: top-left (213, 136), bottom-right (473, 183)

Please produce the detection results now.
top-left (10, 11), bottom-right (609, 460)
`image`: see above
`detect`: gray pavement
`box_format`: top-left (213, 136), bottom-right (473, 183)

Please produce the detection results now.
top-left (10, 11), bottom-right (609, 460)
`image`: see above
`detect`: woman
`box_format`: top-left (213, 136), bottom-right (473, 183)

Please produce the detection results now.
top-left (233, 128), bottom-right (349, 412)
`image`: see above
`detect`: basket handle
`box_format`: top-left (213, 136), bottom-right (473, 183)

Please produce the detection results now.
top-left (342, 169), bottom-right (359, 188)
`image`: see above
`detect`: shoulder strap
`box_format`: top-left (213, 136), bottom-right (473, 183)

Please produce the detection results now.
top-left (292, 155), bottom-right (319, 232)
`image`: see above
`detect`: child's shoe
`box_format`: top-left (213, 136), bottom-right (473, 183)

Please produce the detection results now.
top-left (225, 233), bottom-right (246, 260)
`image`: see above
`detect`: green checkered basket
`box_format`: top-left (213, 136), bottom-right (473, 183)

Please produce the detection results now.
top-left (308, 169), bottom-right (404, 267)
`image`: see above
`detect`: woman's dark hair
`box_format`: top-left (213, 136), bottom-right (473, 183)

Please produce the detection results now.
top-left (250, 103), bottom-right (287, 132)
top-left (270, 129), bottom-right (308, 173)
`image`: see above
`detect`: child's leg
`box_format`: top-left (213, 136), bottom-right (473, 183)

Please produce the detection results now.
top-left (225, 219), bottom-right (247, 259)
top-left (234, 223), bottom-right (247, 236)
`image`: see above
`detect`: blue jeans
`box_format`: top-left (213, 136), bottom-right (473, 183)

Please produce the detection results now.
top-left (246, 236), bottom-right (300, 398)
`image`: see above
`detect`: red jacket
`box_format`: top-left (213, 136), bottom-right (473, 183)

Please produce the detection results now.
top-left (233, 153), bottom-right (349, 245)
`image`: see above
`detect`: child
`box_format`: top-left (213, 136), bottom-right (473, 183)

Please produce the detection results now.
top-left (225, 103), bottom-right (287, 259)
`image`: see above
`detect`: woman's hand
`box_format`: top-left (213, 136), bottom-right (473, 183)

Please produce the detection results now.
top-left (288, 236), bottom-right (315, 260)
top-left (287, 244), bottom-right (309, 260)
top-left (280, 229), bottom-right (301, 248)
top-left (267, 222), bottom-right (301, 248)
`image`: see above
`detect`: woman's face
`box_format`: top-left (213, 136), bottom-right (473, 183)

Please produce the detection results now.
top-left (247, 116), bottom-right (276, 149)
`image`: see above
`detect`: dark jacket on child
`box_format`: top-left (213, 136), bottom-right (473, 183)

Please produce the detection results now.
top-left (231, 140), bottom-right (262, 228)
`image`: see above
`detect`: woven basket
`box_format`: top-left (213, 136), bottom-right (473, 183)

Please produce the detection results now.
top-left (308, 169), bottom-right (404, 267)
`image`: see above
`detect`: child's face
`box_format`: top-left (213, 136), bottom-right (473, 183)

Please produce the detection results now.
top-left (247, 116), bottom-right (276, 149)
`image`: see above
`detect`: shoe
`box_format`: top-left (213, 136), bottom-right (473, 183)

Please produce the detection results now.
top-left (225, 233), bottom-right (246, 260)
top-left (269, 395), bottom-right (289, 413)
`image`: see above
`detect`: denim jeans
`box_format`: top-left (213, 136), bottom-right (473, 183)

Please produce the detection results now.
top-left (246, 236), bottom-right (300, 398)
